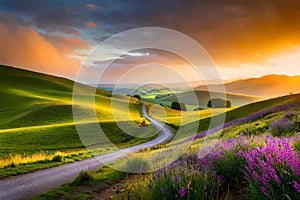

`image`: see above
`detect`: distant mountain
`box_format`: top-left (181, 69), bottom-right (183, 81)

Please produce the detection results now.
top-left (94, 79), bottom-right (232, 92)
top-left (195, 75), bottom-right (300, 98)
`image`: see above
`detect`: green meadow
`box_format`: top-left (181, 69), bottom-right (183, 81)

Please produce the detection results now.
top-left (0, 65), bottom-right (157, 178)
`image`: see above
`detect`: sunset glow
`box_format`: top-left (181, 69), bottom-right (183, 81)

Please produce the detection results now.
top-left (0, 0), bottom-right (299, 82)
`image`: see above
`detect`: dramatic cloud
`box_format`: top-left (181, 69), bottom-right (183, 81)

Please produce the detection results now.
top-left (0, 20), bottom-right (88, 77)
top-left (2, 0), bottom-right (300, 66)
top-left (0, 0), bottom-right (299, 82)
top-left (87, 0), bottom-right (300, 66)
top-left (86, 4), bottom-right (97, 10)
top-left (0, 0), bottom-right (87, 36)
top-left (86, 21), bottom-right (97, 28)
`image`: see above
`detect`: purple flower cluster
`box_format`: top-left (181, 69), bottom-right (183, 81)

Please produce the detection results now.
top-left (209, 135), bottom-right (300, 198)
top-left (148, 153), bottom-right (224, 199)
top-left (283, 111), bottom-right (298, 119)
top-left (269, 116), bottom-right (296, 136)
top-left (294, 181), bottom-right (300, 193)
top-left (146, 134), bottom-right (300, 199)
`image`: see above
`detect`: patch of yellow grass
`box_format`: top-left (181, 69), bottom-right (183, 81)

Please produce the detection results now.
top-left (148, 103), bottom-right (233, 126)
top-left (0, 150), bottom-right (90, 168)
top-left (0, 152), bottom-right (53, 168)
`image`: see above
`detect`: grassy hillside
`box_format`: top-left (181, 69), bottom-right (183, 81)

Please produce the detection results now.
top-left (0, 65), bottom-right (156, 160)
top-left (156, 90), bottom-right (261, 108)
top-left (173, 93), bottom-right (300, 140)
top-left (195, 74), bottom-right (300, 98)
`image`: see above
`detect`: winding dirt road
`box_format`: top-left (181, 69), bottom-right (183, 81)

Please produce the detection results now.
top-left (0, 103), bottom-right (173, 200)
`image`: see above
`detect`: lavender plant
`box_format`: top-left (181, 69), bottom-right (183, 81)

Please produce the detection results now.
top-left (123, 135), bottom-right (300, 199)
top-left (269, 117), bottom-right (295, 136)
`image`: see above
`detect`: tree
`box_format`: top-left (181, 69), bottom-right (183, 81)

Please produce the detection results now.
top-left (226, 100), bottom-right (232, 108)
top-left (171, 102), bottom-right (187, 111)
top-left (207, 98), bottom-right (232, 108)
top-left (133, 95), bottom-right (141, 100)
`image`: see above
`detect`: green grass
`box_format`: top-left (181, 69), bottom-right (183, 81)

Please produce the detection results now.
top-left (0, 65), bottom-right (158, 178)
top-left (35, 100), bottom-right (300, 199)
top-left (143, 90), bottom-right (261, 110)
top-left (169, 93), bottom-right (300, 140)
top-left (32, 166), bottom-right (125, 200)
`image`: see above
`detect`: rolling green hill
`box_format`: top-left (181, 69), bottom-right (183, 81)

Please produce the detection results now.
top-left (171, 93), bottom-right (300, 140)
top-left (157, 90), bottom-right (261, 108)
top-left (0, 65), bottom-right (156, 159)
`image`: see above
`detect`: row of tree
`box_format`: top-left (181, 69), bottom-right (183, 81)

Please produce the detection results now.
top-left (171, 98), bottom-right (231, 111)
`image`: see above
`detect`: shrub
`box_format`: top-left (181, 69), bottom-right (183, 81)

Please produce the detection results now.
top-left (133, 95), bottom-right (141, 100)
top-left (9, 161), bottom-right (19, 168)
top-left (136, 118), bottom-right (149, 127)
top-left (207, 98), bottom-right (231, 108)
top-left (51, 155), bottom-right (64, 162)
top-left (171, 102), bottom-right (187, 111)
top-left (71, 170), bottom-right (94, 186)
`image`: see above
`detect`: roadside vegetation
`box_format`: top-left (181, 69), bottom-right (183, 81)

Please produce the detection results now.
top-left (34, 94), bottom-right (300, 199)
top-left (111, 106), bottom-right (300, 200)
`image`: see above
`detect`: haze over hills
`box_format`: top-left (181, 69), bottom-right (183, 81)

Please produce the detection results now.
top-left (95, 79), bottom-right (232, 92)
top-left (195, 74), bottom-right (300, 98)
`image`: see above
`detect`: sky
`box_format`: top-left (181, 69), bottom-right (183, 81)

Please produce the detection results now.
top-left (0, 0), bottom-right (299, 83)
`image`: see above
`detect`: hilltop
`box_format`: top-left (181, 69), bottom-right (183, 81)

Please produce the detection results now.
top-left (195, 74), bottom-right (300, 98)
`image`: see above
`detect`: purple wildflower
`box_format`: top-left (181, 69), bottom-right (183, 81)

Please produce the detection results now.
top-left (293, 181), bottom-right (300, 193)
top-left (171, 176), bottom-right (175, 182)
top-left (177, 176), bottom-right (182, 183)
top-left (178, 187), bottom-right (185, 197)
top-left (261, 186), bottom-right (268, 196)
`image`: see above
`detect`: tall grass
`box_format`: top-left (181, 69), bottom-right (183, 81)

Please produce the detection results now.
top-left (0, 150), bottom-right (89, 169)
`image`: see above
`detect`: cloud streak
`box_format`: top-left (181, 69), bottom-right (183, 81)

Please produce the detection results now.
top-left (0, 19), bottom-right (88, 77)
top-left (86, 21), bottom-right (97, 28)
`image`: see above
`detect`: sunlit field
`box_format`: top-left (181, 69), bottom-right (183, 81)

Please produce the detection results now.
top-left (0, 65), bottom-right (157, 178)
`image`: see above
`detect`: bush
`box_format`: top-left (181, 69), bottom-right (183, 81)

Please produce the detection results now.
top-left (9, 161), bottom-right (19, 168)
top-left (51, 155), bottom-right (64, 162)
top-left (171, 102), bottom-right (187, 111)
top-left (71, 170), bottom-right (94, 186)
top-left (207, 98), bottom-right (231, 108)
top-left (133, 95), bottom-right (141, 100)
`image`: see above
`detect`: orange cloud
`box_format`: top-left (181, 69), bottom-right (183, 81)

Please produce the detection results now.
top-left (0, 22), bottom-right (89, 78)
top-left (86, 21), bottom-right (97, 28)
top-left (86, 4), bottom-right (97, 9)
